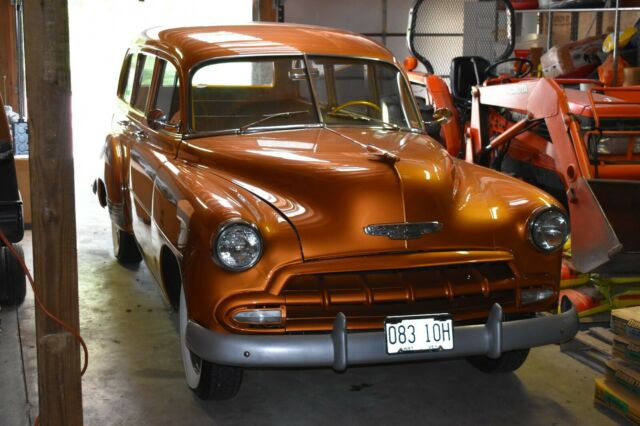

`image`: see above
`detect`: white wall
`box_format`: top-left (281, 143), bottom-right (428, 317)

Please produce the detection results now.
top-left (68, 0), bottom-right (252, 164)
top-left (283, 0), bottom-right (415, 65)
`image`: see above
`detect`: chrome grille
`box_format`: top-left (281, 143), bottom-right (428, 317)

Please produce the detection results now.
top-left (282, 262), bottom-right (517, 331)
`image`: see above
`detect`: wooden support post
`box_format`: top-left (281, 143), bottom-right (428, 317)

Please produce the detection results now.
top-left (22, 1), bottom-right (83, 425)
top-left (253, 0), bottom-right (278, 22)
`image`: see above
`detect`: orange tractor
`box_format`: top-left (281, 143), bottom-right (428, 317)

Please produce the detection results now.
top-left (407, 0), bottom-right (640, 274)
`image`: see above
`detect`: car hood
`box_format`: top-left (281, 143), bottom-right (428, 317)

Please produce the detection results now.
top-left (180, 127), bottom-right (540, 259)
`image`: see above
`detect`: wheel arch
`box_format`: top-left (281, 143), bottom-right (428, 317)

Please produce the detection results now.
top-left (103, 134), bottom-right (133, 231)
top-left (159, 244), bottom-right (182, 310)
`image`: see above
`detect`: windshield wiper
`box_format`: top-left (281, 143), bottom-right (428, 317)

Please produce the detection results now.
top-left (238, 110), bottom-right (310, 134)
top-left (328, 109), bottom-right (400, 131)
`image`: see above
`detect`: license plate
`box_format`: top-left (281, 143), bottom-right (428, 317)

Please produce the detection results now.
top-left (385, 314), bottom-right (454, 354)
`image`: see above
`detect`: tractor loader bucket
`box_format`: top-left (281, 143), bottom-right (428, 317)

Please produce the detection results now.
top-left (569, 177), bottom-right (640, 275)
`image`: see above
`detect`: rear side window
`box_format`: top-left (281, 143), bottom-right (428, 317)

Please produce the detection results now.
top-left (132, 55), bottom-right (156, 112)
top-left (120, 54), bottom-right (139, 104)
top-left (153, 60), bottom-right (181, 126)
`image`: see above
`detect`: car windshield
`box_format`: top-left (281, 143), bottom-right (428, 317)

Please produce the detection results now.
top-left (306, 57), bottom-right (420, 130)
top-left (189, 56), bottom-right (421, 134)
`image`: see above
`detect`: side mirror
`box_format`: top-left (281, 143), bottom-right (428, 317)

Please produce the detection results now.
top-left (432, 108), bottom-right (451, 125)
top-left (147, 109), bottom-right (167, 131)
top-left (288, 68), bottom-right (320, 80)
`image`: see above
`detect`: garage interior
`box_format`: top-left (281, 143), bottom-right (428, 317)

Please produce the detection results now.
top-left (1, 0), bottom-right (640, 424)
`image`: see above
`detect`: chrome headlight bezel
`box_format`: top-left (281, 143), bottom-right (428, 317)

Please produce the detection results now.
top-left (212, 219), bottom-right (264, 272)
top-left (527, 207), bottom-right (570, 253)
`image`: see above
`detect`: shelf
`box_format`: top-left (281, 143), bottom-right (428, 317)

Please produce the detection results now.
top-left (514, 3), bottom-right (640, 84)
top-left (515, 7), bottom-right (640, 13)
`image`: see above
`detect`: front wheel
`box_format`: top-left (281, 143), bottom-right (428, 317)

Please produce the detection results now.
top-left (111, 222), bottom-right (141, 264)
top-left (466, 348), bottom-right (530, 373)
top-left (179, 286), bottom-right (243, 400)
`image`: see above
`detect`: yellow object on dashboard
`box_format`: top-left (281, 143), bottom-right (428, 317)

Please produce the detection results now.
top-left (603, 27), bottom-right (638, 53)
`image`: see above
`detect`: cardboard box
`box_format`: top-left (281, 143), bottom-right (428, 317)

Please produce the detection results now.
top-left (595, 377), bottom-right (640, 424)
top-left (612, 306), bottom-right (640, 340)
top-left (613, 334), bottom-right (640, 367)
top-left (14, 155), bottom-right (30, 226)
top-left (541, 35), bottom-right (605, 78)
top-left (606, 358), bottom-right (640, 396)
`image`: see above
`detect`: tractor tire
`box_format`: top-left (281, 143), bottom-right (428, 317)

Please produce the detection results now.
top-left (0, 245), bottom-right (27, 306)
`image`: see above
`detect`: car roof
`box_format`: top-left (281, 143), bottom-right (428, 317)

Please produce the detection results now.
top-left (135, 23), bottom-right (397, 71)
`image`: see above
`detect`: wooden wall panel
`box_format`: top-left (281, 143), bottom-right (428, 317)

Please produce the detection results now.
top-left (0, 0), bottom-right (18, 110)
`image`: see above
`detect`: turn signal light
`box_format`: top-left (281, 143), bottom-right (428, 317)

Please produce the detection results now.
top-left (404, 56), bottom-right (418, 71)
top-left (233, 309), bottom-right (282, 325)
top-left (521, 288), bottom-right (555, 305)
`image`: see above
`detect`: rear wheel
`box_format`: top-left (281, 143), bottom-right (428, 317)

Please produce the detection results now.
top-left (111, 222), bottom-right (141, 264)
top-left (179, 286), bottom-right (243, 400)
top-left (466, 348), bottom-right (530, 373)
top-left (0, 245), bottom-right (26, 306)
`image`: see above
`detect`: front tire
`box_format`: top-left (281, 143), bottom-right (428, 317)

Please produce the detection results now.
top-left (111, 222), bottom-right (141, 264)
top-left (466, 348), bottom-right (530, 373)
top-left (179, 286), bottom-right (243, 400)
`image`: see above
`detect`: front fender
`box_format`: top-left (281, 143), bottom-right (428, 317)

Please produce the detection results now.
top-left (157, 159), bottom-right (303, 329)
top-left (456, 160), bottom-right (564, 293)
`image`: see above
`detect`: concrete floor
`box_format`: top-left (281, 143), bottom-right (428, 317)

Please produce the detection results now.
top-left (0, 166), bottom-right (632, 425)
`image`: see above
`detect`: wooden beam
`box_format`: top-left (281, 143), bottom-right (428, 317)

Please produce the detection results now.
top-left (22, 1), bottom-right (83, 425)
top-left (0, 0), bottom-right (19, 110)
top-left (253, 0), bottom-right (278, 22)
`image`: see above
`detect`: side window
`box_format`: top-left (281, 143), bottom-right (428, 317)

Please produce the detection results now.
top-left (120, 54), bottom-right (139, 104)
top-left (132, 54), bottom-right (156, 112)
top-left (153, 60), bottom-right (181, 126)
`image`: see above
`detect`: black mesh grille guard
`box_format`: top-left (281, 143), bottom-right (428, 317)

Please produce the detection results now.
top-left (407, 0), bottom-right (516, 76)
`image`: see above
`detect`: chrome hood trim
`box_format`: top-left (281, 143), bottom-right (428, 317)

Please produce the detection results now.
top-left (363, 221), bottom-right (443, 240)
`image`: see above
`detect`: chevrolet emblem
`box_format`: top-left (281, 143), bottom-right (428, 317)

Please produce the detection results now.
top-left (363, 222), bottom-right (443, 240)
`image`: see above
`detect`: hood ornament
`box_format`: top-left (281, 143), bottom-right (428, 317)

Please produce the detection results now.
top-left (366, 144), bottom-right (399, 164)
top-left (364, 221), bottom-right (443, 240)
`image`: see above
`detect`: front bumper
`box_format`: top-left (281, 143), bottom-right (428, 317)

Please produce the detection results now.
top-left (186, 303), bottom-right (578, 371)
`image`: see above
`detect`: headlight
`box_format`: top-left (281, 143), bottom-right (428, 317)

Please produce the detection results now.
top-left (527, 208), bottom-right (569, 252)
top-left (213, 221), bottom-right (263, 271)
top-left (590, 134), bottom-right (640, 156)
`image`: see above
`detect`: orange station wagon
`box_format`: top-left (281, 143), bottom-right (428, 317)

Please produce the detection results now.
top-left (94, 24), bottom-right (579, 400)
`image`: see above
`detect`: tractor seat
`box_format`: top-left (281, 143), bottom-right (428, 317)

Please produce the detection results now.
top-left (450, 56), bottom-right (491, 106)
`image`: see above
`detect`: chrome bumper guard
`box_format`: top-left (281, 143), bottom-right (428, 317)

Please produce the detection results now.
top-left (186, 303), bottom-right (578, 372)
